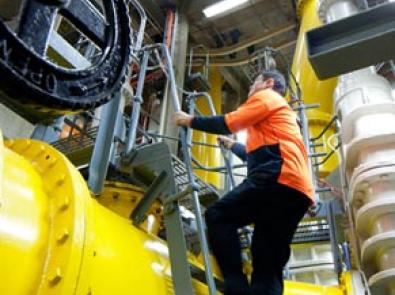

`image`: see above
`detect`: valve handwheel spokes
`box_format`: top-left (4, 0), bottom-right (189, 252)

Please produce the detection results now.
top-left (0, 0), bottom-right (131, 122)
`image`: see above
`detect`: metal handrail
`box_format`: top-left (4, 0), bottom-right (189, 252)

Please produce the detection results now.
top-left (308, 115), bottom-right (340, 169)
top-left (125, 50), bottom-right (149, 153)
top-left (192, 157), bottom-right (246, 172)
top-left (294, 99), bottom-right (317, 201)
top-left (186, 92), bottom-right (216, 115)
top-left (118, 43), bottom-right (218, 294)
top-left (159, 44), bottom-right (217, 295)
top-left (313, 142), bottom-right (341, 167)
top-left (310, 115), bottom-right (338, 142)
top-left (186, 91), bottom-right (237, 189)
top-left (192, 167), bottom-right (247, 178)
top-left (128, 0), bottom-right (147, 53)
top-left (142, 131), bottom-right (222, 149)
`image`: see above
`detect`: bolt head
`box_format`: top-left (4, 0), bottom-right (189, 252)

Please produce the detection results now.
top-left (57, 229), bottom-right (70, 244)
top-left (48, 268), bottom-right (62, 285)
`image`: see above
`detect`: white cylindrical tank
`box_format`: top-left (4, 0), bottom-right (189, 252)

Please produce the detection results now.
top-left (318, 1), bottom-right (395, 294)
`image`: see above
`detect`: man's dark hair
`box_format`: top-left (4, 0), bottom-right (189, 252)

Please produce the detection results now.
top-left (258, 69), bottom-right (287, 96)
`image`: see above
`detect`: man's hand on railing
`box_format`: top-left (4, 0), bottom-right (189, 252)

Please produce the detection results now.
top-left (173, 111), bottom-right (193, 127)
top-left (217, 135), bottom-right (236, 150)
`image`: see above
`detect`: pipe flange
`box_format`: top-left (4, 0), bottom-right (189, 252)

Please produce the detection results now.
top-left (369, 269), bottom-right (395, 294)
top-left (361, 231), bottom-right (395, 274)
top-left (349, 161), bottom-right (395, 204)
top-left (5, 139), bottom-right (89, 294)
top-left (356, 198), bottom-right (395, 239)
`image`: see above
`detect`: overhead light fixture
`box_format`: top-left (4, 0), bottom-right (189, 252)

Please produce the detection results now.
top-left (203, 0), bottom-right (249, 18)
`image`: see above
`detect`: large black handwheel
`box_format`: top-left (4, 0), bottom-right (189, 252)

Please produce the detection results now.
top-left (0, 0), bottom-right (131, 123)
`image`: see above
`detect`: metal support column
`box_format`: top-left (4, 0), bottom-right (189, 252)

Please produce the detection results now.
top-left (88, 92), bottom-right (122, 194)
top-left (87, 0), bottom-right (146, 194)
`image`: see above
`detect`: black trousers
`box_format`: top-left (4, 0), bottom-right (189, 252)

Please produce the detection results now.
top-left (205, 180), bottom-right (310, 295)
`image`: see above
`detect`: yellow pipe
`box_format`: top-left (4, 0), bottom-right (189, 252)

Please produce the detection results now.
top-left (0, 134), bottom-right (218, 295)
top-left (192, 67), bottom-right (223, 188)
top-left (98, 181), bottom-right (163, 236)
top-left (291, 0), bottom-right (339, 177)
top-left (0, 130), bottom-right (347, 294)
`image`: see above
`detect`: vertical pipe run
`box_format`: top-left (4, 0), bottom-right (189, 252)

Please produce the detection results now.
top-left (164, 9), bottom-right (175, 48)
top-left (291, 0), bottom-right (338, 177)
top-left (126, 51), bottom-right (149, 153)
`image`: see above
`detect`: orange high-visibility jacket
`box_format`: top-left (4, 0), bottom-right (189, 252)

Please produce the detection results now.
top-left (191, 89), bottom-right (314, 201)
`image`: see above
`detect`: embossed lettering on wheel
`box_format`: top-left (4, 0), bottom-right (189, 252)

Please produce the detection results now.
top-left (0, 0), bottom-right (131, 122)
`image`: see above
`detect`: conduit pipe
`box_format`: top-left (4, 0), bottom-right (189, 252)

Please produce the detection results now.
top-left (190, 22), bottom-right (296, 57)
top-left (192, 40), bottom-right (296, 67)
top-left (318, 0), bottom-right (395, 294)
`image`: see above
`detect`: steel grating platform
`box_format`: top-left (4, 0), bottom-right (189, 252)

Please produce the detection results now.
top-left (51, 127), bottom-right (220, 208)
top-left (292, 219), bottom-right (331, 244)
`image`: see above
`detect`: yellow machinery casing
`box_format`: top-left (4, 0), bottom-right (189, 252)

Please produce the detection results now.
top-left (0, 132), bottom-right (215, 295)
top-left (291, 0), bottom-right (339, 177)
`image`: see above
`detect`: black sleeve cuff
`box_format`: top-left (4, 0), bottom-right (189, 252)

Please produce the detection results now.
top-left (231, 143), bottom-right (247, 161)
top-left (190, 115), bottom-right (232, 135)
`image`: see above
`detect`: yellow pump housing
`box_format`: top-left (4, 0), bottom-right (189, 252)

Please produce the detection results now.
top-left (291, 0), bottom-right (339, 177)
top-left (0, 132), bottom-right (214, 295)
